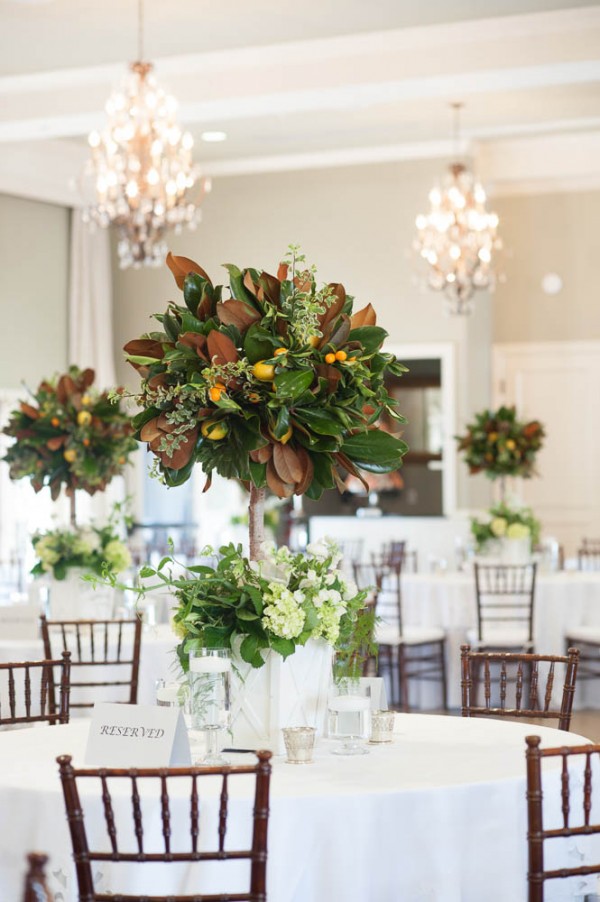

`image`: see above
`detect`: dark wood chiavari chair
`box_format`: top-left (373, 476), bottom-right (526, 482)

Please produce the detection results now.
top-left (354, 560), bottom-right (446, 711)
top-left (22, 852), bottom-right (54, 902)
top-left (525, 735), bottom-right (600, 901)
top-left (471, 563), bottom-right (537, 651)
top-left (40, 616), bottom-right (142, 710)
top-left (460, 645), bottom-right (579, 732)
top-left (377, 542), bottom-right (419, 573)
top-left (0, 652), bottom-right (71, 727)
top-left (577, 547), bottom-right (600, 571)
top-left (57, 750), bottom-right (272, 902)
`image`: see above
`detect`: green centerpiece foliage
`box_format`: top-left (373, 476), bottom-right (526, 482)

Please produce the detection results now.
top-left (32, 513), bottom-right (132, 581)
top-left (456, 405), bottom-right (545, 480)
top-left (471, 502), bottom-right (541, 551)
top-left (2, 366), bottom-right (136, 508)
top-left (138, 538), bottom-right (373, 671)
top-left (123, 246), bottom-right (408, 505)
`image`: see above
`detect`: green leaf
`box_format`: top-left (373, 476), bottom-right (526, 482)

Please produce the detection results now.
top-left (243, 324), bottom-right (276, 364)
top-left (163, 314), bottom-right (180, 342)
top-left (239, 634), bottom-right (265, 668)
top-left (139, 565), bottom-right (156, 578)
top-left (132, 407), bottom-right (160, 432)
top-left (273, 369), bottom-right (313, 399)
top-left (348, 326), bottom-right (388, 355)
top-left (295, 408), bottom-right (344, 436)
top-left (237, 609), bottom-right (260, 621)
top-left (223, 264), bottom-right (255, 305)
top-left (180, 312), bottom-right (206, 334)
top-left (272, 406), bottom-right (290, 440)
top-left (183, 273), bottom-right (208, 315)
top-left (125, 355), bottom-right (163, 366)
top-left (342, 430), bottom-right (408, 472)
top-left (269, 636), bottom-right (296, 659)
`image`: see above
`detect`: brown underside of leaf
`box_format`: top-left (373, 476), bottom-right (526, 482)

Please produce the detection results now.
top-left (250, 444), bottom-right (273, 464)
top-left (140, 417), bottom-right (161, 442)
top-left (216, 299), bottom-right (261, 332)
top-left (179, 332), bottom-right (208, 360)
top-left (243, 270), bottom-right (258, 296)
top-left (166, 252), bottom-right (212, 290)
top-left (152, 426), bottom-right (198, 470)
top-left (56, 375), bottom-right (76, 404)
top-left (266, 459), bottom-right (294, 498)
top-left (335, 451), bottom-right (370, 493)
top-left (123, 338), bottom-right (166, 360)
top-left (318, 283), bottom-right (346, 331)
top-left (277, 262), bottom-right (289, 281)
top-left (78, 368), bottom-right (96, 390)
top-left (20, 402), bottom-right (39, 420)
top-left (206, 330), bottom-right (239, 366)
top-left (294, 445), bottom-right (314, 495)
top-left (46, 436), bottom-right (66, 451)
top-left (315, 363), bottom-right (343, 393)
top-left (272, 443), bottom-right (304, 484)
top-left (350, 303), bottom-right (377, 328)
top-left (259, 272), bottom-right (282, 307)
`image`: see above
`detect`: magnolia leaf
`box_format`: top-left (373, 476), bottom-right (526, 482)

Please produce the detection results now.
top-left (206, 330), bottom-right (239, 366)
top-left (46, 436), bottom-right (66, 451)
top-left (277, 262), bottom-right (289, 281)
top-left (348, 325), bottom-right (388, 355)
top-left (216, 299), bottom-right (261, 332)
top-left (250, 444), bottom-right (273, 464)
top-left (314, 363), bottom-right (342, 394)
top-left (19, 403), bottom-right (39, 420)
top-left (273, 369), bottom-right (313, 399)
top-left (342, 430), bottom-right (408, 472)
top-left (178, 332), bottom-right (208, 360)
top-left (266, 459), bottom-right (294, 498)
top-left (56, 374), bottom-right (76, 404)
top-left (272, 443), bottom-right (303, 484)
top-left (294, 445), bottom-right (314, 495)
top-left (318, 283), bottom-right (346, 329)
top-left (140, 417), bottom-right (161, 443)
top-left (166, 252), bottom-right (212, 290)
top-left (350, 303), bottom-right (377, 328)
top-left (258, 271), bottom-right (282, 307)
top-left (295, 407), bottom-right (344, 436)
top-left (242, 270), bottom-right (258, 297)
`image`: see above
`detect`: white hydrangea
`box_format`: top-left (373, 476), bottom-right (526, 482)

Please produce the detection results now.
top-left (261, 583), bottom-right (305, 639)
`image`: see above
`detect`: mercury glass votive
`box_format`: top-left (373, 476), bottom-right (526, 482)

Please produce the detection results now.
top-left (282, 726), bottom-right (316, 764)
top-left (369, 710), bottom-right (395, 744)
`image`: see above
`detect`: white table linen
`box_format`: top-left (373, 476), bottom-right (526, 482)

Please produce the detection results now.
top-left (398, 571), bottom-right (600, 708)
top-left (0, 714), bottom-right (597, 901)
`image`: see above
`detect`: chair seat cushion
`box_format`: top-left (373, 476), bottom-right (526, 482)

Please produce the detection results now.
top-left (466, 627), bottom-right (533, 649)
top-left (565, 626), bottom-right (600, 645)
top-left (376, 624), bottom-right (445, 646)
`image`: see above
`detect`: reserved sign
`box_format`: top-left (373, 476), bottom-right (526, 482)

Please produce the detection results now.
top-left (85, 702), bottom-right (191, 767)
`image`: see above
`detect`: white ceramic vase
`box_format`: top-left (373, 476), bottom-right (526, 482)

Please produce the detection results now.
top-left (48, 568), bottom-right (116, 620)
top-left (230, 637), bottom-right (332, 754)
top-left (500, 537), bottom-right (531, 565)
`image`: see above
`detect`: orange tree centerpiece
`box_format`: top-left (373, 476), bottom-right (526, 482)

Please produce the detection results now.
top-left (3, 366), bottom-right (137, 526)
top-left (123, 245), bottom-right (408, 747)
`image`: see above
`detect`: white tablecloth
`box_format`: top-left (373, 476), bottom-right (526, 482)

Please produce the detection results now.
top-left (0, 714), bottom-right (597, 901)
top-left (0, 624), bottom-right (180, 707)
top-left (398, 571), bottom-right (600, 708)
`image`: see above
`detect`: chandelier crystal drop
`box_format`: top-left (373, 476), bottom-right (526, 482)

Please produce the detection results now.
top-left (83, 60), bottom-right (210, 269)
top-left (413, 106), bottom-right (502, 315)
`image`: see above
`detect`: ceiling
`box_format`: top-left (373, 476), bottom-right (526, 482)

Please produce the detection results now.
top-left (1, 1), bottom-right (600, 203)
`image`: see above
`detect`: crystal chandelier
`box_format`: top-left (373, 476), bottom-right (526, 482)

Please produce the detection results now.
top-left (82, 1), bottom-right (210, 268)
top-left (413, 104), bottom-right (502, 314)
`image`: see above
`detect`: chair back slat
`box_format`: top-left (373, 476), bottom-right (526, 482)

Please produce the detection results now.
top-left (474, 563), bottom-right (537, 645)
top-left (191, 774), bottom-right (199, 854)
top-left (526, 736), bottom-right (600, 900)
top-left (0, 654), bottom-right (71, 727)
top-left (57, 752), bottom-right (272, 902)
top-left (40, 616), bottom-right (142, 709)
top-left (578, 546), bottom-right (600, 571)
top-left (100, 773), bottom-right (118, 854)
top-left (461, 646), bottom-right (580, 732)
top-left (219, 773), bottom-right (229, 853)
top-left (160, 774), bottom-right (172, 855)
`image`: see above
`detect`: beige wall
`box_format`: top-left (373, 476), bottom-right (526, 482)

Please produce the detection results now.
top-left (0, 194), bottom-right (69, 388)
top-left (112, 158), bottom-right (494, 511)
top-left (492, 189), bottom-right (600, 343)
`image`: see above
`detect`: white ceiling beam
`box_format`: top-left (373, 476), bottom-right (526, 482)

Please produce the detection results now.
top-left (1, 58), bottom-right (599, 144)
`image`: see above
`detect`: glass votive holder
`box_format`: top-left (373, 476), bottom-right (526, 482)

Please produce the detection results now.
top-left (282, 726), bottom-right (316, 764)
top-left (369, 710), bottom-right (395, 744)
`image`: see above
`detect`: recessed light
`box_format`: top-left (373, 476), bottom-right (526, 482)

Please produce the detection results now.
top-left (541, 273), bottom-right (563, 295)
top-left (201, 131), bottom-right (227, 143)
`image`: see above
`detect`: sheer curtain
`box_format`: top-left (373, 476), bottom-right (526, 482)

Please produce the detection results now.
top-left (68, 211), bottom-right (124, 524)
top-left (68, 211), bottom-right (116, 389)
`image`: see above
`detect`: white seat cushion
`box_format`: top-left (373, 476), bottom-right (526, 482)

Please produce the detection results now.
top-left (466, 627), bottom-right (532, 648)
top-left (565, 626), bottom-right (600, 644)
top-left (376, 624), bottom-right (445, 646)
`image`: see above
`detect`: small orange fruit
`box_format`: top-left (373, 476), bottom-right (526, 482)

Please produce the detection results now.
top-left (83, 438), bottom-right (91, 447)
top-left (252, 361), bottom-right (276, 381)
top-left (77, 410), bottom-right (92, 426)
top-left (201, 419), bottom-right (229, 441)
top-left (335, 350), bottom-right (347, 362)
top-left (247, 392), bottom-right (261, 403)
top-left (274, 347), bottom-right (287, 356)
top-left (51, 417), bottom-right (60, 427)
top-left (307, 335), bottom-right (321, 348)
top-left (209, 385), bottom-right (225, 403)
top-left (118, 456), bottom-right (126, 464)
top-left (325, 353), bottom-right (336, 364)
top-left (506, 439), bottom-right (516, 451)
top-left (63, 449), bottom-right (77, 463)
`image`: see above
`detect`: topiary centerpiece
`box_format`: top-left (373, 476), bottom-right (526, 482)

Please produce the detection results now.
top-left (123, 245), bottom-right (408, 748)
top-left (456, 405), bottom-right (545, 485)
top-left (3, 366), bottom-right (137, 525)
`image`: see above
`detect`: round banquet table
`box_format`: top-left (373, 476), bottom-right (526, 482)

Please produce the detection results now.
top-left (399, 570), bottom-right (600, 709)
top-left (0, 714), bottom-right (599, 901)
top-left (0, 623), bottom-right (180, 707)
